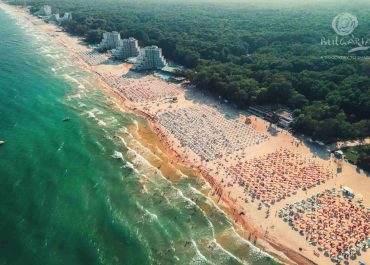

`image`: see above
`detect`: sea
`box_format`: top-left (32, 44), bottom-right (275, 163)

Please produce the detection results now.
top-left (0, 6), bottom-right (279, 265)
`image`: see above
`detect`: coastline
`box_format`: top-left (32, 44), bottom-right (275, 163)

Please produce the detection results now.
top-left (0, 4), bottom-right (337, 265)
top-left (1, 3), bottom-right (369, 265)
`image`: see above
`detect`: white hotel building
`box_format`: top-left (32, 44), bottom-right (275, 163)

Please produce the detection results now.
top-left (97, 31), bottom-right (122, 51)
top-left (132, 46), bottom-right (168, 71)
top-left (34, 5), bottom-right (52, 17)
top-left (112, 37), bottom-right (140, 60)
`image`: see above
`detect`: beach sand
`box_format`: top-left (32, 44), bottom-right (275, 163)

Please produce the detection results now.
top-left (1, 3), bottom-right (369, 265)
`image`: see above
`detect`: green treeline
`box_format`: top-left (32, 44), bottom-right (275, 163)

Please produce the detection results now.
top-left (343, 145), bottom-right (370, 172)
top-left (11, 0), bottom-right (370, 143)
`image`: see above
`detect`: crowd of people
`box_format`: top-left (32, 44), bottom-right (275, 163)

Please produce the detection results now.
top-left (77, 47), bottom-right (369, 264)
top-left (102, 74), bottom-right (180, 103)
top-left (226, 148), bottom-right (333, 205)
top-left (279, 188), bottom-right (370, 263)
top-left (155, 106), bottom-right (269, 161)
top-left (79, 50), bottom-right (109, 65)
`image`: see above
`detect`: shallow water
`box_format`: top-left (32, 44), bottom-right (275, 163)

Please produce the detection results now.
top-left (0, 7), bottom-right (279, 265)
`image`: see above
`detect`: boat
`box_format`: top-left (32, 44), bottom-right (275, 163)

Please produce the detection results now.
top-left (0, 141), bottom-right (4, 145)
top-left (63, 117), bottom-right (71, 122)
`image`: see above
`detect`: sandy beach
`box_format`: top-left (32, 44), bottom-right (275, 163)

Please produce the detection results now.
top-left (2, 3), bottom-right (369, 265)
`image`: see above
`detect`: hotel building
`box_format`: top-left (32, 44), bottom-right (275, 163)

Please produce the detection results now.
top-left (34, 5), bottom-right (52, 17)
top-left (47, 12), bottom-right (72, 25)
top-left (132, 46), bottom-right (168, 71)
top-left (112, 37), bottom-right (140, 60)
top-left (97, 31), bottom-right (122, 51)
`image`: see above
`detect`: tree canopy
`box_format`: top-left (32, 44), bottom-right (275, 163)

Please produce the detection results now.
top-left (12, 0), bottom-right (370, 143)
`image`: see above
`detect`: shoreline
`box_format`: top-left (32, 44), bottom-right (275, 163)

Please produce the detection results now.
top-left (0, 4), bottom-right (336, 265)
top-left (5, 4), bottom-right (297, 263)
top-left (1, 3), bottom-right (369, 265)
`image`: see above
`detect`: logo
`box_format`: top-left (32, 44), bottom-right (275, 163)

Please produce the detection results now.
top-left (332, 13), bottom-right (358, 36)
top-left (320, 12), bottom-right (370, 58)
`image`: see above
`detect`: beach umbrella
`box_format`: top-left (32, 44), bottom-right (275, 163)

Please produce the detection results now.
top-left (356, 194), bottom-right (364, 201)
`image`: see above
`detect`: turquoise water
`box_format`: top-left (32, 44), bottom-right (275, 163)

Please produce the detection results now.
top-left (0, 7), bottom-right (278, 265)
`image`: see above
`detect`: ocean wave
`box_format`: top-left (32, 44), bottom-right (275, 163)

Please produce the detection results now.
top-left (174, 188), bottom-right (197, 208)
top-left (94, 140), bottom-right (106, 152)
top-left (45, 53), bottom-right (61, 60)
top-left (189, 185), bottom-right (205, 196)
top-left (104, 117), bottom-right (118, 126)
top-left (121, 130), bottom-right (162, 163)
top-left (201, 182), bottom-right (212, 190)
top-left (209, 239), bottom-right (245, 265)
top-left (107, 123), bottom-right (270, 264)
top-left (127, 149), bottom-right (152, 170)
top-left (86, 111), bottom-right (95, 119)
top-left (136, 202), bottom-right (158, 223)
top-left (67, 93), bottom-right (82, 100)
top-left (134, 201), bottom-right (175, 250)
top-left (122, 161), bottom-right (134, 169)
top-left (190, 240), bottom-right (213, 265)
top-left (63, 73), bottom-right (83, 86)
top-left (77, 102), bottom-right (86, 108)
top-left (89, 107), bottom-right (104, 115)
top-left (118, 127), bottom-right (129, 134)
top-left (111, 151), bottom-right (124, 160)
top-left (119, 138), bottom-right (218, 241)
top-left (176, 169), bottom-right (189, 179)
top-left (228, 226), bottom-right (276, 261)
top-left (57, 142), bottom-right (65, 152)
top-left (187, 184), bottom-right (234, 227)
top-left (97, 119), bottom-right (107, 127)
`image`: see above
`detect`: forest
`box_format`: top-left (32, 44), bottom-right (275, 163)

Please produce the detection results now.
top-left (8, 0), bottom-right (370, 143)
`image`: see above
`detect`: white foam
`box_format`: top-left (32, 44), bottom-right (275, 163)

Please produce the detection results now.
top-left (175, 188), bottom-right (197, 208)
top-left (121, 130), bottom-right (162, 162)
top-left (189, 185), bottom-right (206, 197)
top-left (94, 141), bottom-right (105, 152)
top-left (210, 239), bottom-right (245, 264)
top-left (57, 142), bottom-right (64, 152)
top-left (87, 111), bottom-right (95, 118)
top-left (190, 240), bottom-right (213, 265)
top-left (68, 93), bottom-right (82, 100)
top-left (142, 208), bottom-right (158, 223)
top-left (63, 73), bottom-right (80, 84)
top-left (97, 120), bottom-right (106, 127)
top-left (201, 182), bottom-right (212, 190)
top-left (118, 127), bottom-right (128, 134)
top-left (127, 149), bottom-right (152, 170)
top-left (123, 161), bottom-right (134, 169)
top-left (111, 151), bottom-right (124, 160)
top-left (104, 117), bottom-right (118, 126)
top-left (77, 102), bottom-right (86, 108)
top-left (116, 135), bottom-right (128, 146)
